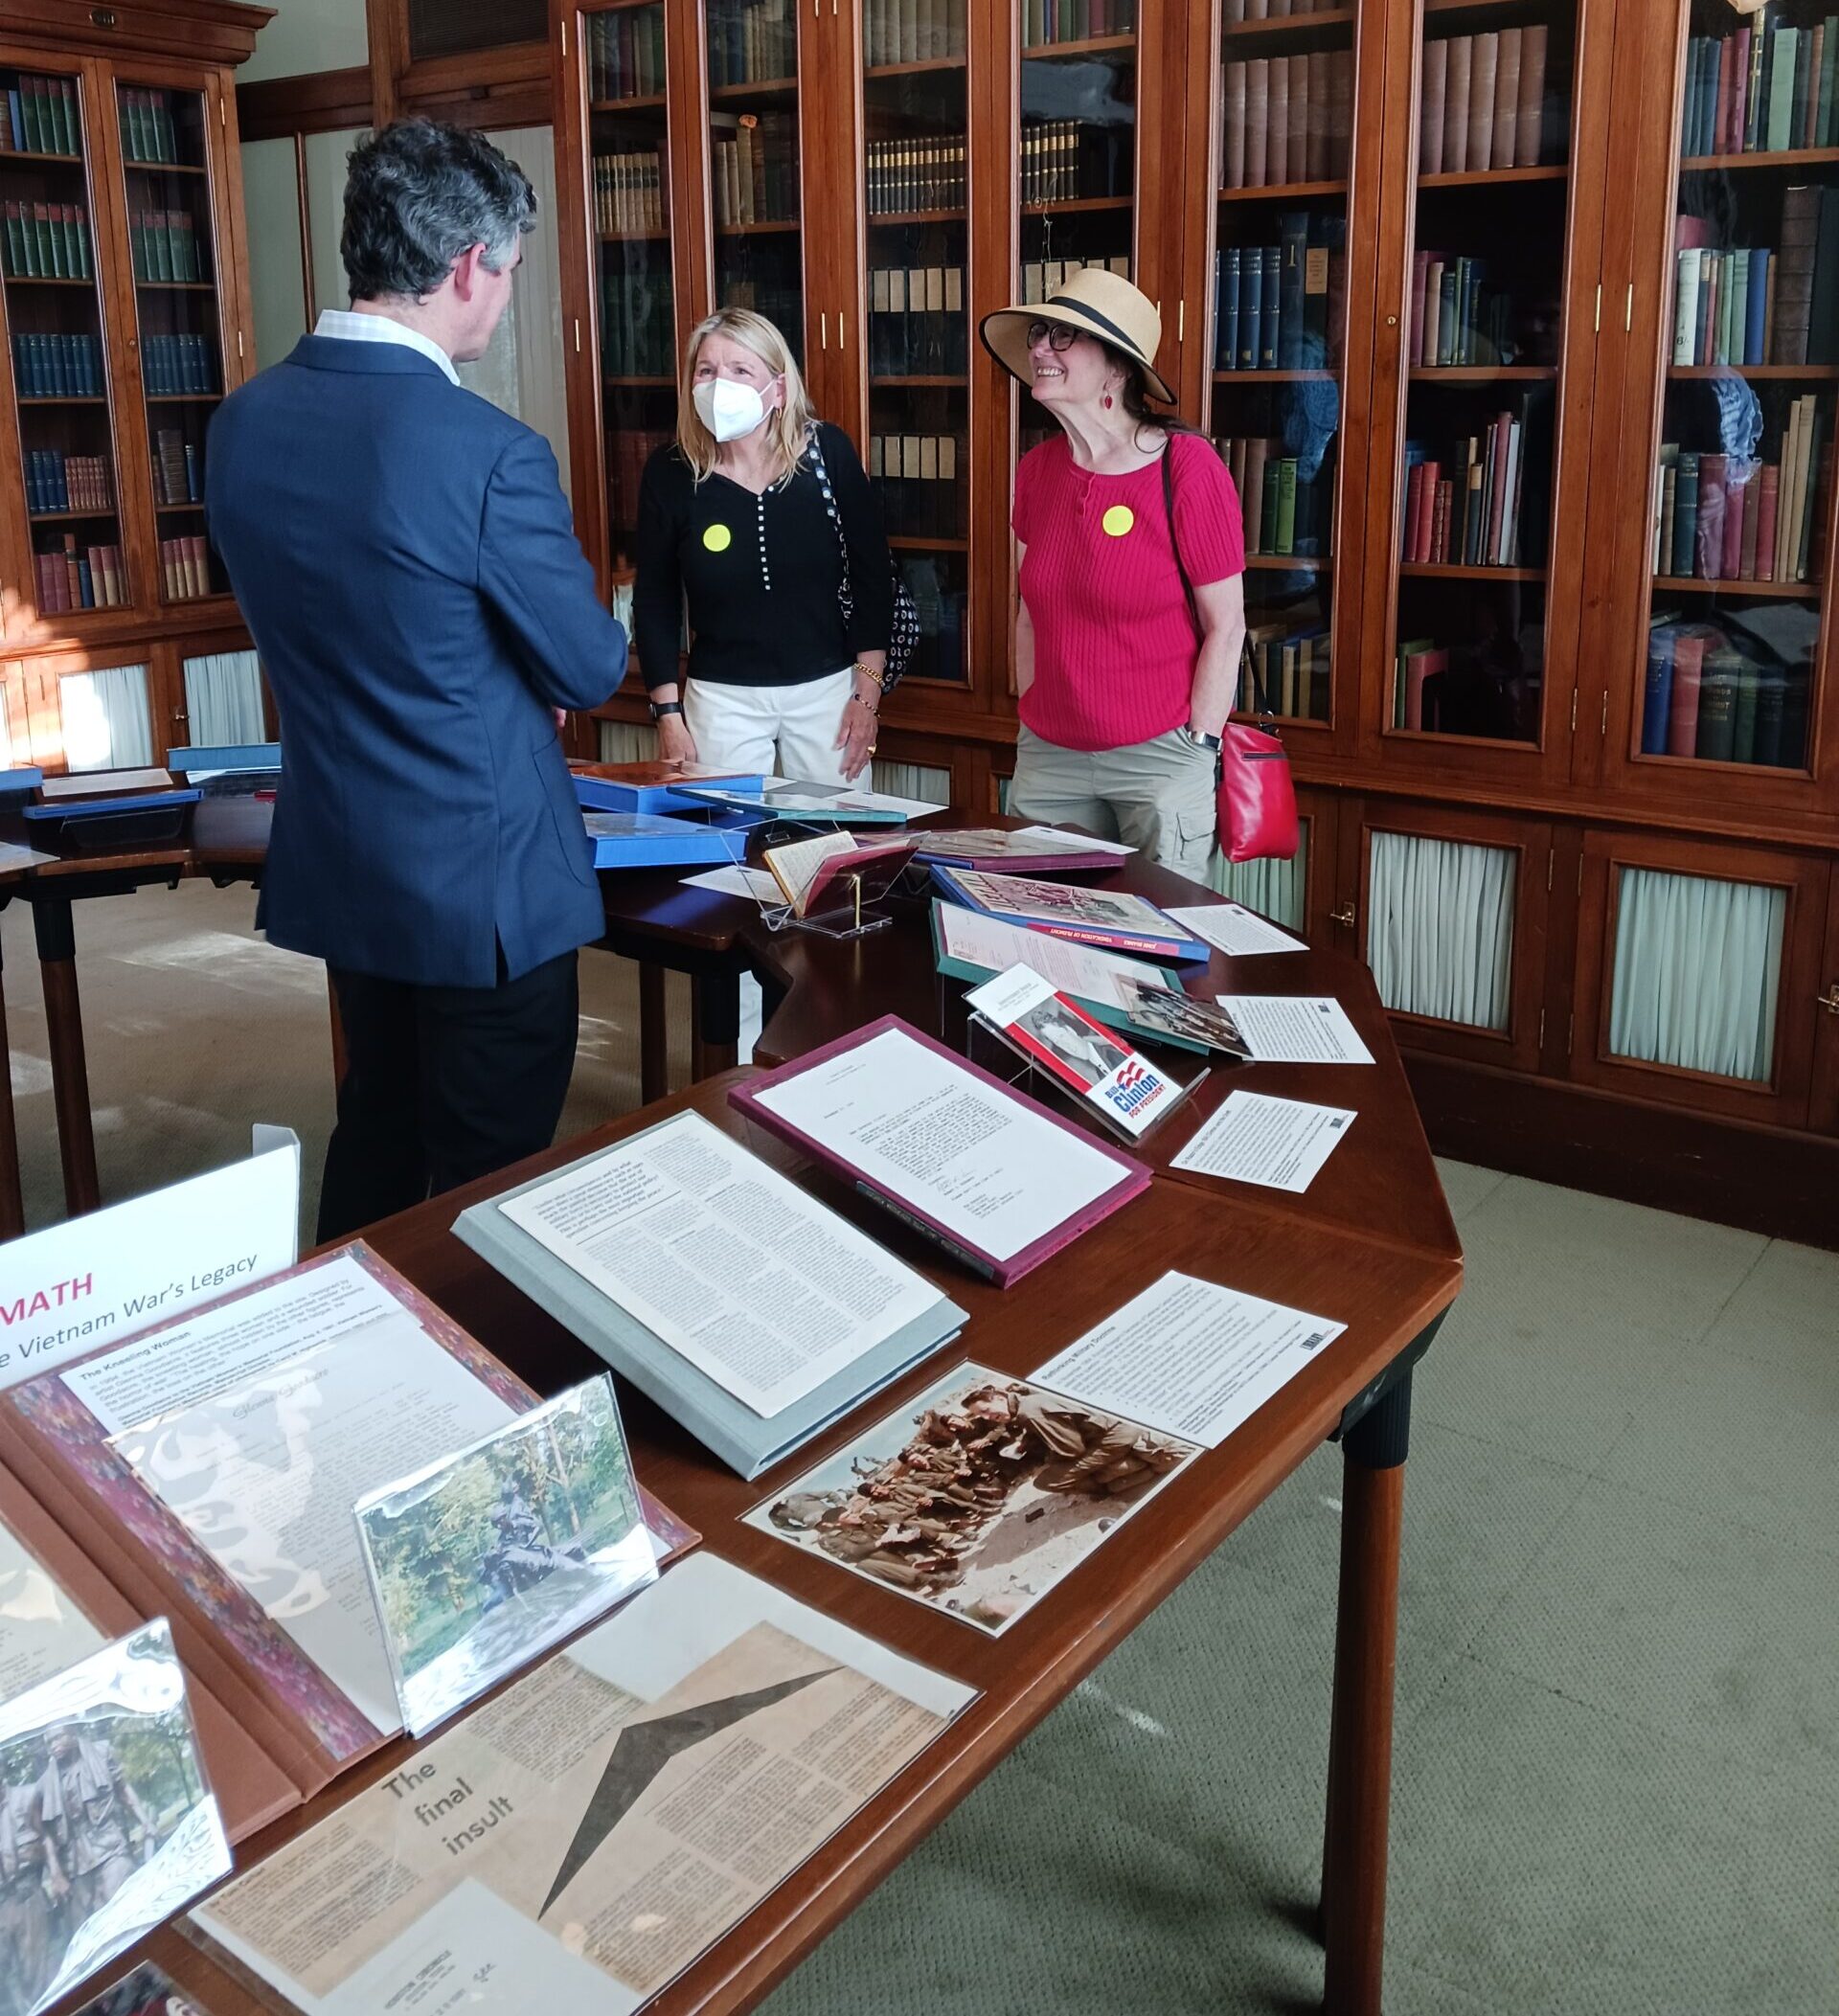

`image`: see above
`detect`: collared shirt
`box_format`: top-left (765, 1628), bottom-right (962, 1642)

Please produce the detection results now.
top-left (312, 307), bottom-right (460, 386)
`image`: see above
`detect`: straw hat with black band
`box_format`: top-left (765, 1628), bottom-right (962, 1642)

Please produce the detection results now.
top-left (979, 267), bottom-right (1177, 407)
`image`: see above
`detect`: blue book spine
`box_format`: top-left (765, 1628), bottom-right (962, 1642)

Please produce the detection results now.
top-left (77, 555), bottom-right (94, 607)
top-left (1238, 252), bottom-right (1262, 370)
top-left (1745, 244), bottom-right (1769, 364)
top-left (1221, 247), bottom-right (1240, 372)
top-left (55, 452), bottom-right (68, 511)
top-left (1642, 630), bottom-right (1676, 753)
top-left (6, 90), bottom-right (20, 151)
top-left (1260, 244), bottom-right (1281, 368)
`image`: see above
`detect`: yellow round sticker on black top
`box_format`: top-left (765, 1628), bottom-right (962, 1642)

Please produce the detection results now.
top-left (1101, 504), bottom-right (1135, 537)
top-left (702, 523), bottom-right (733, 553)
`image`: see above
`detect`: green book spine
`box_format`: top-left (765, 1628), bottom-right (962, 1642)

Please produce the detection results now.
top-left (57, 206), bottom-right (77, 279)
top-left (128, 213), bottom-right (144, 282)
top-left (33, 204), bottom-right (54, 278)
top-left (1275, 459), bottom-right (1298, 555)
top-left (1768, 29), bottom-right (1798, 150)
top-left (3, 205), bottom-right (19, 278)
top-left (160, 95), bottom-right (178, 163)
top-left (59, 77), bottom-right (78, 153)
top-left (1820, 18), bottom-right (1837, 147)
top-left (77, 211), bottom-right (91, 281)
top-left (1260, 458), bottom-right (1281, 545)
top-left (152, 210), bottom-right (172, 283)
top-left (21, 77), bottom-right (40, 153)
top-left (1694, 655), bottom-right (1738, 761)
top-left (1731, 660), bottom-right (1760, 762)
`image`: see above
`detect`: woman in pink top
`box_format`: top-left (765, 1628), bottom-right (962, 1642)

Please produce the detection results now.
top-left (981, 269), bottom-right (1246, 879)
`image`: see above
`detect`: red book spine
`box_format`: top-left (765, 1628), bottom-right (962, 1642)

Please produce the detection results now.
top-left (1721, 465), bottom-right (1747, 578)
top-left (1695, 452), bottom-right (1728, 579)
top-left (1715, 34), bottom-right (1736, 155)
top-left (1667, 633), bottom-right (1705, 756)
top-left (1756, 464), bottom-right (1780, 579)
top-left (1403, 460), bottom-right (1426, 560)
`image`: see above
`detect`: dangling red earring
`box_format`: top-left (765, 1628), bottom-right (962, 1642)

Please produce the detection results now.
top-left (1102, 393), bottom-right (1114, 410)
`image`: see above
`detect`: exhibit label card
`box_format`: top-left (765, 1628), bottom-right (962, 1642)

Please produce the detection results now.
top-left (1170, 1090), bottom-right (1356, 1192)
top-left (494, 1112), bottom-right (942, 1420)
top-left (746, 1361), bottom-right (1199, 1635)
top-left (0, 1514), bottom-right (104, 1701)
top-left (97, 1255), bottom-right (518, 1734)
top-left (1215, 996), bottom-right (1374, 1064)
top-left (193, 1555), bottom-right (974, 2016)
top-left (750, 1024), bottom-right (1131, 1264)
top-left (0, 1619), bottom-right (230, 2016)
top-left (1162, 902), bottom-right (1306, 957)
top-left (1033, 1271), bottom-right (1347, 1448)
top-left (0, 1141), bottom-right (299, 1391)
top-left (355, 1374), bottom-right (657, 1736)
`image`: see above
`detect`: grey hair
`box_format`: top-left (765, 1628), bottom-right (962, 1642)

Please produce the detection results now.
top-left (341, 120), bottom-right (535, 304)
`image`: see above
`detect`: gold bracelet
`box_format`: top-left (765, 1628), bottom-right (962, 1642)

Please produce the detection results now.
top-left (851, 662), bottom-right (886, 689)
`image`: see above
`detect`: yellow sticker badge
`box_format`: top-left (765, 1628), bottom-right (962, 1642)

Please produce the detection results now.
top-left (702, 522), bottom-right (733, 553)
top-left (1101, 504), bottom-right (1135, 537)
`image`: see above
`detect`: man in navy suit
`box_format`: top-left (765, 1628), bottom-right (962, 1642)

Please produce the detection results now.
top-left (207, 122), bottom-right (627, 1240)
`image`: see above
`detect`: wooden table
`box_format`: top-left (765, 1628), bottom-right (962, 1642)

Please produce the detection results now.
top-left (59, 899), bottom-right (1458, 2016)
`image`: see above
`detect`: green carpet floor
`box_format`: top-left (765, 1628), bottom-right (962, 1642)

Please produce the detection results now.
top-left (4, 882), bottom-right (1832, 2014)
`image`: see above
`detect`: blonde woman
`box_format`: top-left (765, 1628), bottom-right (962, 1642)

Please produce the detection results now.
top-left (633, 309), bottom-right (894, 784)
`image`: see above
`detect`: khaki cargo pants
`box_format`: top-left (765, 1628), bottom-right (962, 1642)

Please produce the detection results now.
top-left (1009, 723), bottom-right (1218, 887)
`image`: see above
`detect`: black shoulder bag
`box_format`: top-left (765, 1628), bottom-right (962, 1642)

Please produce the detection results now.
top-left (805, 421), bottom-right (920, 691)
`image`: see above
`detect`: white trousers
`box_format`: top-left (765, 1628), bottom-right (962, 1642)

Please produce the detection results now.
top-left (683, 668), bottom-right (854, 787)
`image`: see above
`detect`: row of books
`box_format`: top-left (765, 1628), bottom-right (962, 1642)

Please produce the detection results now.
top-left (1214, 221), bottom-right (1344, 370)
top-left (714, 276), bottom-right (802, 341)
top-left (1023, 0), bottom-right (1136, 43)
top-left (128, 208), bottom-right (205, 284)
top-left (1020, 119), bottom-right (1130, 203)
top-left (600, 272), bottom-right (674, 379)
top-left (1, 74), bottom-right (79, 155)
top-left (24, 447), bottom-right (109, 514)
top-left (1410, 252), bottom-right (1514, 369)
top-left (1019, 254), bottom-right (1130, 305)
top-left (2, 199), bottom-right (92, 280)
top-left (1393, 638), bottom-right (1452, 731)
top-left (606, 426), bottom-right (671, 534)
top-left (593, 150), bottom-right (666, 235)
top-left (1674, 188), bottom-right (1839, 367)
top-left (870, 433), bottom-right (964, 537)
top-left (1655, 415), bottom-right (1828, 587)
top-left (10, 330), bottom-right (102, 396)
top-left (868, 265), bottom-right (967, 375)
top-left (1220, 54), bottom-right (1352, 190)
top-left (1643, 623), bottom-right (1808, 766)
top-left (1216, 435), bottom-right (1331, 557)
top-left (118, 88), bottom-right (183, 165)
top-left (587, 7), bottom-right (667, 102)
top-left (159, 533), bottom-right (213, 600)
top-left (866, 0), bottom-right (967, 64)
top-left (712, 118), bottom-right (798, 226)
top-left (1679, 18), bottom-right (1838, 159)
top-left (1419, 29), bottom-right (1552, 175)
top-left (1403, 414), bottom-right (1533, 568)
top-left (34, 534), bottom-right (125, 611)
top-left (1224, 0), bottom-right (1341, 20)
top-left (867, 137), bottom-right (966, 215)
top-left (153, 427), bottom-right (202, 507)
top-left (142, 333), bottom-right (216, 396)
top-left (707, 0), bottom-right (796, 87)
top-left (1241, 621), bottom-right (1330, 721)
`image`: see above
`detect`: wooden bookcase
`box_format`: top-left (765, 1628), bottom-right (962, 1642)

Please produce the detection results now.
top-left (0, 0), bottom-right (271, 773)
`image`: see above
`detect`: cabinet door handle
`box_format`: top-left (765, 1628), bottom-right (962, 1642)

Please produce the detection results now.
top-left (819, 311), bottom-right (828, 351)
top-left (1819, 985), bottom-right (1839, 1016)
top-left (1330, 901), bottom-right (1356, 929)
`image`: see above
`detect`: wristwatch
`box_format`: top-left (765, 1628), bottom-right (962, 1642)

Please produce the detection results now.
top-left (1182, 725), bottom-right (1223, 754)
top-left (648, 698), bottom-right (684, 722)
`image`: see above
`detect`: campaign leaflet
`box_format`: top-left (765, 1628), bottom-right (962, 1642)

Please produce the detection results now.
top-left (965, 965), bottom-right (1181, 1140)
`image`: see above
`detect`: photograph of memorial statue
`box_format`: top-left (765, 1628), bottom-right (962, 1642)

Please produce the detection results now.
top-left (745, 1364), bottom-right (1200, 1634)
top-left (1009, 995), bottom-right (1134, 1092)
top-left (354, 1374), bottom-right (656, 1732)
top-left (0, 1622), bottom-right (227, 2016)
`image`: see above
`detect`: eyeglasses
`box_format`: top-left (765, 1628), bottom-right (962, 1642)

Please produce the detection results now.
top-left (1025, 320), bottom-right (1080, 352)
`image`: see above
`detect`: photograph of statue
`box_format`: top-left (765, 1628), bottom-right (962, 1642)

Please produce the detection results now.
top-left (1010, 996), bottom-right (1134, 1090)
top-left (0, 1621), bottom-right (224, 2016)
top-left (1118, 979), bottom-right (1252, 1057)
top-left (355, 1374), bottom-right (656, 1733)
top-left (747, 1365), bottom-right (1200, 1634)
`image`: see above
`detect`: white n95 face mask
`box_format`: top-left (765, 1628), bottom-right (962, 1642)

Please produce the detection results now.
top-left (692, 376), bottom-right (769, 443)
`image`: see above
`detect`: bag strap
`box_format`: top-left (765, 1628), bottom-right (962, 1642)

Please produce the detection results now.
top-left (805, 419), bottom-right (855, 625)
top-left (1159, 435), bottom-right (1270, 723)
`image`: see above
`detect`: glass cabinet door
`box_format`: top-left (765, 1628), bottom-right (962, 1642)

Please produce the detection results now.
top-left (1621, 0), bottom-right (1837, 782)
top-left (0, 58), bottom-right (132, 618)
top-left (584, 0), bottom-right (676, 610)
top-left (115, 78), bottom-right (228, 606)
top-left (1384, 0), bottom-right (1587, 749)
top-left (705, 0), bottom-right (804, 359)
top-left (865, 0), bottom-right (970, 684)
top-left (1211, 0), bottom-right (1359, 729)
top-left (1013, 0), bottom-right (1141, 461)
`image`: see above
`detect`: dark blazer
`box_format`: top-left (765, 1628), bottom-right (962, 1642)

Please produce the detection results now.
top-left (206, 333), bottom-right (625, 988)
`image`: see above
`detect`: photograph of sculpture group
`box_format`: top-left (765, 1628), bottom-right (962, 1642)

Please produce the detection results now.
top-left (354, 1374), bottom-right (657, 1734)
top-left (0, 1621), bottom-right (229, 2016)
top-left (745, 1364), bottom-right (1201, 1634)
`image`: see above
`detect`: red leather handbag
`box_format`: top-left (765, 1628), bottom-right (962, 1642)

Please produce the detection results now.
top-left (1161, 442), bottom-right (1300, 863)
